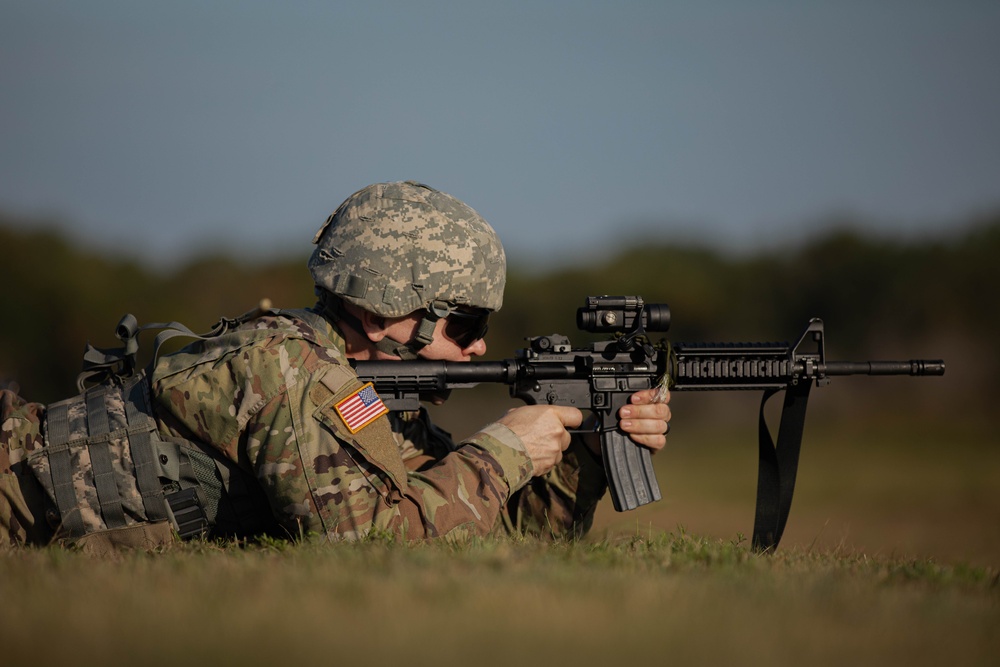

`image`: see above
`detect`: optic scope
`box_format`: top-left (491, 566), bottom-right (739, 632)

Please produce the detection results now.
top-left (576, 295), bottom-right (671, 334)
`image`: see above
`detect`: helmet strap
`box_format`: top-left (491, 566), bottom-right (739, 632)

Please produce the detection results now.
top-left (372, 309), bottom-right (441, 359)
top-left (316, 291), bottom-right (436, 360)
top-left (412, 310), bottom-right (441, 348)
top-left (372, 336), bottom-right (424, 361)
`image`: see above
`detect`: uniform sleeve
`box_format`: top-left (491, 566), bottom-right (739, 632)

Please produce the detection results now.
top-left (1, 390), bottom-right (52, 548)
top-left (498, 436), bottom-right (608, 539)
top-left (244, 364), bottom-right (536, 541)
top-left (389, 406), bottom-right (609, 540)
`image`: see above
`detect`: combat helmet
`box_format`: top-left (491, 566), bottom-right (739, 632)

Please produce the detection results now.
top-left (308, 181), bottom-right (506, 357)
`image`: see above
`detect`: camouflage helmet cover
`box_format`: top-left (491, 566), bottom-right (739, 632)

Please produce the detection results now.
top-left (308, 181), bottom-right (506, 318)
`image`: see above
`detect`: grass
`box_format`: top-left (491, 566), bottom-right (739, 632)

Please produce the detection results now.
top-left (1, 533), bottom-right (997, 667)
top-left (3, 395), bottom-right (996, 667)
top-left (589, 410), bottom-right (1000, 568)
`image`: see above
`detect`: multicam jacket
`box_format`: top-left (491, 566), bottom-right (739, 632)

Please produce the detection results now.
top-left (0, 308), bottom-right (607, 549)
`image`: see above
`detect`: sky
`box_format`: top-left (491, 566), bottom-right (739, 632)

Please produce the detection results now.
top-left (2, 1), bottom-right (998, 269)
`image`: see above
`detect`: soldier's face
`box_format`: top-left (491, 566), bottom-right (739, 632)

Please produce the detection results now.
top-left (380, 314), bottom-right (488, 362)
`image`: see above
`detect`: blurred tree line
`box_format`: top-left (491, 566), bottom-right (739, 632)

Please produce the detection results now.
top-left (1, 213), bottom-right (996, 415)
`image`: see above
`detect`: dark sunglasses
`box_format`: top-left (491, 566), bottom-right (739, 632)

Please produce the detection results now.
top-left (425, 301), bottom-right (491, 348)
top-left (441, 308), bottom-right (490, 348)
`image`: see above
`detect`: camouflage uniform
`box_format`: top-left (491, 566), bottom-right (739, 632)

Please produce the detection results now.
top-left (0, 390), bottom-right (53, 546)
top-left (0, 308), bottom-right (607, 548)
top-left (0, 181), bottom-right (609, 549)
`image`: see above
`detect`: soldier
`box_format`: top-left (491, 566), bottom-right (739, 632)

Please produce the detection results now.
top-left (0, 181), bottom-right (670, 552)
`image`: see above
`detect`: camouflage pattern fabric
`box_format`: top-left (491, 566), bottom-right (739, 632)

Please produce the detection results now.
top-left (26, 376), bottom-right (160, 537)
top-left (390, 408), bottom-right (608, 539)
top-left (151, 308), bottom-right (605, 541)
top-left (0, 390), bottom-right (54, 547)
top-left (309, 181), bottom-right (507, 317)
top-left (0, 307), bottom-right (607, 548)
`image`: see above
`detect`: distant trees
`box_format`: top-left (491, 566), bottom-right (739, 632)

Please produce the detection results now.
top-left (2, 212), bottom-right (996, 407)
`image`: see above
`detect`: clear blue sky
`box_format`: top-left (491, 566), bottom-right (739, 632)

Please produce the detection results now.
top-left (2, 1), bottom-right (998, 268)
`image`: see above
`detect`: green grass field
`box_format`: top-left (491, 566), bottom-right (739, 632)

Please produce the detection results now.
top-left (2, 392), bottom-right (997, 667)
top-left (1, 534), bottom-right (996, 666)
top-left (593, 408), bottom-right (1000, 570)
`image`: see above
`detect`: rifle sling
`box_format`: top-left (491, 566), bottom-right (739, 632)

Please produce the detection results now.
top-left (751, 381), bottom-right (812, 553)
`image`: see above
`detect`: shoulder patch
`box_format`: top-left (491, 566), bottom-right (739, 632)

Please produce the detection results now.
top-left (311, 364), bottom-right (408, 494)
top-left (334, 383), bottom-right (388, 434)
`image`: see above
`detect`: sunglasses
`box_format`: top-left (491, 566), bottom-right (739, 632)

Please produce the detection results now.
top-left (434, 305), bottom-right (490, 348)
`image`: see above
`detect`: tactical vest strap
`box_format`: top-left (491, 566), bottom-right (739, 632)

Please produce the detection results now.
top-left (77, 313), bottom-right (251, 393)
top-left (124, 378), bottom-right (170, 524)
top-left (85, 386), bottom-right (128, 529)
top-left (155, 438), bottom-right (216, 540)
top-left (41, 401), bottom-right (86, 536)
top-left (164, 488), bottom-right (209, 540)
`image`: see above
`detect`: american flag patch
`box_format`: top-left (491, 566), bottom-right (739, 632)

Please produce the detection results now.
top-left (334, 383), bottom-right (388, 433)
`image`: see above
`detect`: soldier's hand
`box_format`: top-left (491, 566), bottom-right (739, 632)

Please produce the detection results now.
top-left (497, 405), bottom-right (583, 476)
top-left (580, 388), bottom-right (672, 456)
top-left (618, 388), bottom-right (672, 452)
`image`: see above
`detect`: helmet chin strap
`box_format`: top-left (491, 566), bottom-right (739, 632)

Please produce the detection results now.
top-left (369, 311), bottom-right (443, 359)
top-left (316, 291), bottom-right (440, 360)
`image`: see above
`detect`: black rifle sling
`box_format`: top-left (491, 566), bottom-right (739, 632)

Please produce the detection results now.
top-left (751, 380), bottom-right (812, 553)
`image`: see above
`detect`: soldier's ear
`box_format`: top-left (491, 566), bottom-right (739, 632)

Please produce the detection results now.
top-left (358, 309), bottom-right (389, 342)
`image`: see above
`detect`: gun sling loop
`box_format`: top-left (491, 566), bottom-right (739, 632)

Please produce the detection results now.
top-left (751, 380), bottom-right (812, 553)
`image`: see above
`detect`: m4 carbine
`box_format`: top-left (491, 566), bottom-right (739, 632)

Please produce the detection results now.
top-left (351, 295), bottom-right (945, 552)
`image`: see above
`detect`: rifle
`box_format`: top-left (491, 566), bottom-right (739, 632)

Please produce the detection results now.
top-left (351, 295), bottom-right (945, 552)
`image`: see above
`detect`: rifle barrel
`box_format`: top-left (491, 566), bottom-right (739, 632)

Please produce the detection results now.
top-left (821, 360), bottom-right (945, 376)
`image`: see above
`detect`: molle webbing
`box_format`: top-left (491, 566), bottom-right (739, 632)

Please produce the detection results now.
top-left (42, 401), bottom-right (86, 536)
top-left (157, 438), bottom-right (215, 540)
top-left (37, 374), bottom-right (171, 538)
top-left (36, 310), bottom-right (264, 541)
top-left (83, 387), bottom-right (126, 528)
top-left (123, 378), bottom-right (170, 524)
top-left (164, 488), bottom-right (208, 540)
top-left (34, 308), bottom-right (310, 542)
